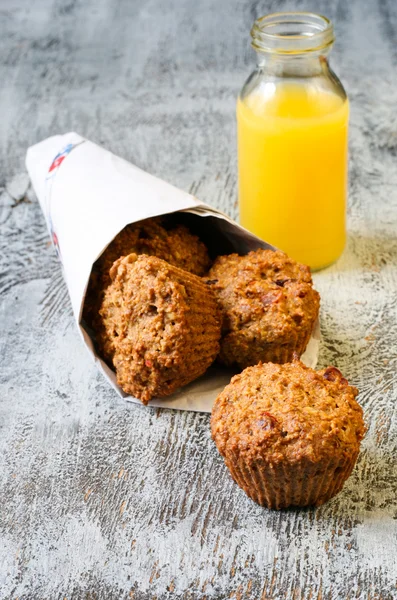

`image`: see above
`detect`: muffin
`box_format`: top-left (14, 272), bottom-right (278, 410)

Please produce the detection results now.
top-left (206, 249), bottom-right (320, 369)
top-left (83, 216), bottom-right (211, 334)
top-left (211, 361), bottom-right (365, 509)
top-left (95, 216), bottom-right (211, 282)
top-left (99, 253), bottom-right (221, 403)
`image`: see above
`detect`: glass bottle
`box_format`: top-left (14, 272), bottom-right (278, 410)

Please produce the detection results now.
top-left (237, 12), bottom-right (349, 270)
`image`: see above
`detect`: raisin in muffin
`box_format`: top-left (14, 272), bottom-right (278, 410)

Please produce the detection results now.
top-left (83, 216), bottom-right (211, 335)
top-left (206, 249), bottom-right (320, 369)
top-left (99, 253), bottom-right (221, 403)
top-left (211, 361), bottom-right (365, 509)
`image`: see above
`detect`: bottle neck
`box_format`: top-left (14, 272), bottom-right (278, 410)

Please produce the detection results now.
top-left (250, 12), bottom-right (334, 78)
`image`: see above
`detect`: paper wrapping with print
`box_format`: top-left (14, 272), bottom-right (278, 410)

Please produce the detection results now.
top-left (26, 132), bottom-right (320, 412)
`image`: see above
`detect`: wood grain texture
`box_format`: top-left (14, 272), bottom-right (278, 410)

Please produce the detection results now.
top-left (1, 0), bottom-right (397, 598)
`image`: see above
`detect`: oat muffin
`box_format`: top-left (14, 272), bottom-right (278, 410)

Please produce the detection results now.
top-left (211, 361), bottom-right (365, 509)
top-left (96, 216), bottom-right (211, 282)
top-left (83, 216), bottom-right (211, 334)
top-left (99, 253), bottom-right (221, 403)
top-left (206, 249), bottom-right (320, 369)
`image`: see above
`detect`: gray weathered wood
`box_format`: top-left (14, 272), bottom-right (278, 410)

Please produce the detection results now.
top-left (1, 0), bottom-right (397, 598)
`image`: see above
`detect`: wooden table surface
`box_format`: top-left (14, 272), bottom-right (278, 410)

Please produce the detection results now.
top-left (1, 0), bottom-right (397, 598)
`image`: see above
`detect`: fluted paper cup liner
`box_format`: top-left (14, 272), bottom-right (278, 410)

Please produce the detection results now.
top-left (226, 450), bottom-right (358, 509)
top-left (26, 132), bottom-right (320, 412)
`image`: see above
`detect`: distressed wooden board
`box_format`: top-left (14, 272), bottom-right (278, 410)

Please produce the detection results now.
top-left (1, 0), bottom-right (397, 598)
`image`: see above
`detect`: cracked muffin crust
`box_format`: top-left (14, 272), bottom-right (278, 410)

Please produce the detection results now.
top-left (211, 361), bottom-right (365, 509)
top-left (99, 253), bottom-right (221, 403)
top-left (206, 249), bottom-right (320, 369)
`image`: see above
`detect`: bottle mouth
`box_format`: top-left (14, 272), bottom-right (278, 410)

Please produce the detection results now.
top-left (251, 12), bottom-right (334, 54)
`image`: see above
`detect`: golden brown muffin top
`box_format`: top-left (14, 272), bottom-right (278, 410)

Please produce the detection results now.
top-left (206, 249), bottom-right (320, 344)
top-left (211, 361), bottom-right (365, 466)
top-left (100, 253), bottom-right (220, 402)
top-left (83, 216), bottom-right (211, 352)
top-left (98, 216), bottom-right (211, 280)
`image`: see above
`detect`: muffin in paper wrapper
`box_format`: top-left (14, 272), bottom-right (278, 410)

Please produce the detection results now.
top-left (25, 132), bottom-right (320, 412)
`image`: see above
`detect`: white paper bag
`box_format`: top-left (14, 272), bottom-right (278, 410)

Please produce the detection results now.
top-left (26, 132), bottom-right (320, 412)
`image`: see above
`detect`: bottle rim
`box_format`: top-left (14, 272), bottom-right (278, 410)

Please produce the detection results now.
top-left (251, 12), bottom-right (334, 55)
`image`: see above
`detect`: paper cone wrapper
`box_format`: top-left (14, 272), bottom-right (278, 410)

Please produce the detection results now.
top-left (26, 132), bottom-right (320, 412)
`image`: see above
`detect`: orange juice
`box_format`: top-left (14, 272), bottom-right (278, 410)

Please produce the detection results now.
top-left (237, 82), bottom-right (349, 270)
